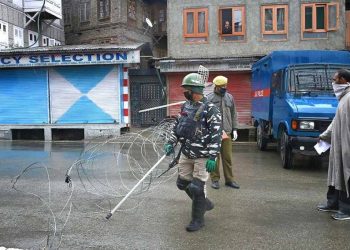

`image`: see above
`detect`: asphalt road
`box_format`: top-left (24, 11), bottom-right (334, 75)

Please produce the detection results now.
top-left (0, 140), bottom-right (349, 250)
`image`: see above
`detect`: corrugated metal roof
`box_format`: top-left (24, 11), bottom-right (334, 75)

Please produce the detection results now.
top-left (0, 43), bottom-right (144, 55)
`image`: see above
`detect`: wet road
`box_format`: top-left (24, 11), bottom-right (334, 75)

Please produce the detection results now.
top-left (0, 140), bottom-right (349, 250)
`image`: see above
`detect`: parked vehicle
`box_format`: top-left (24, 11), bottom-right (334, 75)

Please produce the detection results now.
top-left (251, 50), bottom-right (350, 169)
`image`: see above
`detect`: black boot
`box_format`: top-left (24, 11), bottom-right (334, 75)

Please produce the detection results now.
top-left (186, 179), bottom-right (207, 232)
top-left (185, 187), bottom-right (214, 211)
top-left (177, 176), bottom-right (213, 212)
top-left (186, 193), bottom-right (206, 232)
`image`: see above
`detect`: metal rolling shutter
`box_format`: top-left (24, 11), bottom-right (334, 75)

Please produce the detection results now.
top-left (168, 73), bottom-right (252, 126)
top-left (49, 65), bottom-right (121, 124)
top-left (0, 68), bottom-right (48, 124)
top-left (228, 73), bottom-right (252, 126)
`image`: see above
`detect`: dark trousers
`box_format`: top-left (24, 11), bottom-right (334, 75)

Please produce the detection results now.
top-left (327, 185), bottom-right (350, 214)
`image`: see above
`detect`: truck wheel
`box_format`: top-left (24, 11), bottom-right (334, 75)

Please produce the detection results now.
top-left (280, 130), bottom-right (293, 169)
top-left (257, 124), bottom-right (268, 151)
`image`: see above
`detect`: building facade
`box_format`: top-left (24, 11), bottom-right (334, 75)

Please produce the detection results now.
top-left (63, 0), bottom-right (168, 127)
top-left (0, 0), bottom-right (65, 49)
top-left (160, 0), bottom-right (347, 128)
top-left (0, 44), bottom-right (141, 140)
top-left (63, 0), bottom-right (167, 58)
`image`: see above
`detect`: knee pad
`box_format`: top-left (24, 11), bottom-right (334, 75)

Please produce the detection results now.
top-left (188, 178), bottom-right (205, 196)
top-left (176, 176), bottom-right (191, 190)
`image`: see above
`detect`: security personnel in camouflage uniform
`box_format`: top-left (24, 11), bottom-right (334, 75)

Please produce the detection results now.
top-left (207, 75), bottom-right (240, 189)
top-left (164, 73), bottom-right (222, 232)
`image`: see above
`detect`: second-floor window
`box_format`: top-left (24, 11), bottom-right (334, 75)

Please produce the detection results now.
top-left (183, 8), bottom-right (208, 43)
top-left (49, 38), bottom-right (55, 46)
top-left (301, 2), bottom-right (339, 39)
top-left (98, 0), bottom-right (110, 19)
top-left (80, 0), bottom-right (91, 23)
top-left (219, 6), bottom-right (245, 42)
top-left (0, 21), bottom-right (9, 48)
top-left (261, 5), bottom-right (288, 41)
top-left (28, 31), bottom-right (38, 47)
top-left (42, 36), bottom-right (49, 46)
top-left (13, 26), bottom-right (24, 47)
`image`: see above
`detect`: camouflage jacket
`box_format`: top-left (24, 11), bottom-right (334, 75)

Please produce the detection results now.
top-left (168, 97), bottom-right (222, 160)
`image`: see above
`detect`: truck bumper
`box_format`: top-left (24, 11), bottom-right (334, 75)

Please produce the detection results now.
top-left (289, 136), bottom-right (320, 156)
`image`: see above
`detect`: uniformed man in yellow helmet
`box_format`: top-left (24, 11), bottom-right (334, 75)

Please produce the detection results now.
top-left (207, 75), bottom-right (240, 189)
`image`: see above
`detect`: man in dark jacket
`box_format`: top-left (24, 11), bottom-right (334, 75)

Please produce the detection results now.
top-left (317, 69), bottom-right (350, 220)
top-left (164, 73), bottom-right (222, 231)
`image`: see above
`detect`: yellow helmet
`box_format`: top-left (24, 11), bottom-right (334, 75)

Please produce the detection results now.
top-left (213, 76), bottom-right (228, 86)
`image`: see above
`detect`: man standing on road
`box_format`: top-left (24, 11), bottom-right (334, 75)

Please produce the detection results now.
top-left (207, 75), bottom-right (240, 190)
top-left (164, 73), bottom-right (222, 232)
top-left (317, 69), bottom-right (350, 220)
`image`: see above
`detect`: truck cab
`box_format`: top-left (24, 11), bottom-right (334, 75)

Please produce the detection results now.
top-left (252, 50), bottom-right (350, 169)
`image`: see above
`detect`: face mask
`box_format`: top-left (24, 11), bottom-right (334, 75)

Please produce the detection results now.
top-left (184, 91), bottom-right (193, 101)
top-left (215, 87), bottom-right (226, 96)
top-left (219, 88), bottom-right (227, 96)
top-left (332, 82), bottom-right (350, 100)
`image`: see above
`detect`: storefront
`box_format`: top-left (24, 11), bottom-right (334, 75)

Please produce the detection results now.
top-left (0, 44), bottom-right (141, 140)
top-left (158, 57), bottom-right (261, 128)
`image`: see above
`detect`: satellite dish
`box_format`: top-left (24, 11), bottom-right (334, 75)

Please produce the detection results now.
top-left (145, 18), bottom-right (153, 28)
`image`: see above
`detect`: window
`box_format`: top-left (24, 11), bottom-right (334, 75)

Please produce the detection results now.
top-left (128, 0), bottom-right (136, 20)
top-left (42, 36), bottom-right (48, 46)
top-left (13, 26), bottom-right (24, 47)
top-left (98, 0), bottom-right (110, 19)
top-left (28, 30), bottom-right (38, 47)
top-left (301, 2), bottom-right (339, 39)
top-left (261, 5), bottom-right (288, 41)
top-left (80, 0), bottom-right (91, 23)
top-left (271, 70), bottom-right (283, 96)
top-left (183, 8), bottom-right (208, 43)
top-left (219, 6), bottom-right (245, 41)
top-left (49, 38), bottom-right (55, 46)
top-left (0, 21), bottom-right (9, 48)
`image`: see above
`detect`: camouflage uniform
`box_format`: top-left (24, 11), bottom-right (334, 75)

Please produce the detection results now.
top-left (165, 72), bottom-right (222, 232)
top-left (167, 97), bottom-right (222, 182)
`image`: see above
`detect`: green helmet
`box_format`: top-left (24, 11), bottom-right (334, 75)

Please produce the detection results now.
top-left (181, 73), bottom-right (204, 88)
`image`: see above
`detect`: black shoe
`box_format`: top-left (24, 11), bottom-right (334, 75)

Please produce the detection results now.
top-left (317, 204), bottom-right (338, 212)
top-left (225, 181), bottom-right (240, 189)
top-left (332, 211), bottom-right (350, 220)
top-left (206, 198), bottom-right (214, 211)
top-left (186, 220), bottom-right (204, 232)
top-left (211, 181), bottom-right (220, 189)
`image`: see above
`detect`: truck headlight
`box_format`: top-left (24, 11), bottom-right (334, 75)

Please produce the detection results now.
top-left (299, 121), bottom-right (315, 130)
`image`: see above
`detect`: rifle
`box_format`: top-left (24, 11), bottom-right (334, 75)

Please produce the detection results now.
top-left (157, 143), bottom-right (185, 178)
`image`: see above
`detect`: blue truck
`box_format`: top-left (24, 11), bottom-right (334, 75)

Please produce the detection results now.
top-left (251, 50), bottom-right (350, 169)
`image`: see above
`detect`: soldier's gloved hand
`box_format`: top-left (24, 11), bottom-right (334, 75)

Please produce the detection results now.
top-left (164, 143), bottom-right (174, 156)
top-left (232, 130), bottom-right (238, 141)
top-left (206, 159), bottom-right (216, 173)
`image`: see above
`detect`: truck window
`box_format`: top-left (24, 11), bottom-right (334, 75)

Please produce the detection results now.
top-left (287, 65), bottom-right (339, 94)
top-left (271, 70), bottom-right (283, 96)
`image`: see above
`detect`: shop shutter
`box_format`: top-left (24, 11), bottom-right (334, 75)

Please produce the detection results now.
top-left (49, 65), bottom-right (121, 124)
top-left (227, 73), bottom-right (252, 126)
top-left (0, 68), bottom-right (48, 124)
top-left (168, 72), bottom-right (252, 126)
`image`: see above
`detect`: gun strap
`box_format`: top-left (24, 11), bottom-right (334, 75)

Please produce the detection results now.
top-left (193, 102), bottom-right (206, 122)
